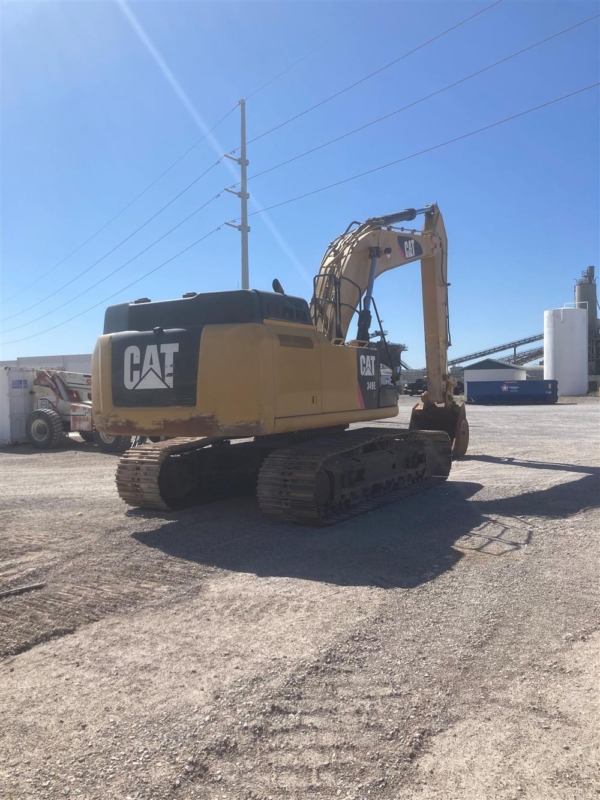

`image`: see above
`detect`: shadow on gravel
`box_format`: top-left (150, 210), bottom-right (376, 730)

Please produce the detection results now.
top-left (463, 455), bottom-right (599, 476)
top-left (134, 460), bottom-right (600, 588)
top-left (133, 480), bottom-right (482, 589)
top-left (475, 467), bottom-right (600, 518)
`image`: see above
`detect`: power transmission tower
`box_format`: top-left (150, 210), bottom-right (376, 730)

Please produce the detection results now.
top-left (225, 99), bottom-right (250, 289)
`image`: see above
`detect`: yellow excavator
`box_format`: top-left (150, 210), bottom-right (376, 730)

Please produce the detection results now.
top-left (92, 204), bottom-right (468, 524)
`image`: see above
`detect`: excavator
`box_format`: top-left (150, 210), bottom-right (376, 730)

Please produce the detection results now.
top-left (92, 203), bottom-right (469, 524)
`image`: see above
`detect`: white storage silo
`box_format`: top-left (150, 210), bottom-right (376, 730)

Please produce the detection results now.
top-left (543, 308), bottom-right (587, 396)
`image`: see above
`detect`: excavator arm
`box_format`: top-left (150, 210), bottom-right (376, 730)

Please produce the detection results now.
top-left (311, 204), bottom-right (448, 401)
top-left (311, 204), bottom-right (469, 457)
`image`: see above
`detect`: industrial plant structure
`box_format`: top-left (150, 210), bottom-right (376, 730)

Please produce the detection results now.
top-left (544, 265), bottom-right (600, 395)
top-left (575, 266), bottom-right (600, 382)
top-left (443, 265), bottom-right (598, 397)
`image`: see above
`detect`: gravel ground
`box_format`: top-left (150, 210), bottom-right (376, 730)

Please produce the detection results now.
top-left (0, 396), bottom-right (598, 800)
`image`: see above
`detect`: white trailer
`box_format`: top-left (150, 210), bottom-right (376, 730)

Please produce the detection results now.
top-left (0, 367), bottom-right (36, 445)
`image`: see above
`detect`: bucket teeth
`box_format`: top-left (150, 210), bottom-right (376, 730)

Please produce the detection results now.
top-left (409, 402), bottom-right (469, 460)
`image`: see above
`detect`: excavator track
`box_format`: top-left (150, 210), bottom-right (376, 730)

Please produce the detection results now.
top-left (116, 427), bottom-right (451, 524)
top-left (257, 427), bottom-right (451, 526)
top-left (117, 436), bottom-right (267, 511)
top-left (116, 427), bottom-right (348, 512)
top-left (116, 437), bottom-right (216, 510)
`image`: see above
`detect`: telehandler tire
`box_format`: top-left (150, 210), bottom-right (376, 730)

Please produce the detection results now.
top-left (93, 427), bottom-right (132, 454)
top-left (26, 409), bottom-right (65, 450)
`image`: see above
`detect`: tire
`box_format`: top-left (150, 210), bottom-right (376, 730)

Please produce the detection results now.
top-left (26, 409), bottom-right (65, 449)
top-left (79, 430), bottom-right (95, 443)
top-left (93, 427), bottom-right (132, 454)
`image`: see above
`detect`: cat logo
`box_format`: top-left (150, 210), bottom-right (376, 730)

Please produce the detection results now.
top-left (124, 343), bottom-right (179, 390)
top-left (397, 235), bottom-right (423, 261)
top-left (359, 354), bottom-right (376, 377)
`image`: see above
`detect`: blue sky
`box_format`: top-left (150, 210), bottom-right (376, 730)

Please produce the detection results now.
top-left (1, 0), bottom-right (598, 366)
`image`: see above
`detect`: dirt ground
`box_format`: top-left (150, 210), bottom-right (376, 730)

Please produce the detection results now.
top-left (0, 396), bottom-right (598, 800)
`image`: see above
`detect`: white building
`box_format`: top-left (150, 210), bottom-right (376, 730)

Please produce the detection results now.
top-left (463, 358), bottom-right (526, 394)
top-left (0, 353), bottom-right (92, 374)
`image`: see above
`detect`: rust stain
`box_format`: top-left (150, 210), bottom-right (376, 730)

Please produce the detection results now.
top-left (97, 412), bottom-right (267, 439)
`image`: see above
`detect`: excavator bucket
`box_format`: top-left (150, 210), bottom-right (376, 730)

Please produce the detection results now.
top-left (409, 398), bottom-right (469, 459)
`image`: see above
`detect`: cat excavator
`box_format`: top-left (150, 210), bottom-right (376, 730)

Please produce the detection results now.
top-left (92, 203), bottom-right (468, 524)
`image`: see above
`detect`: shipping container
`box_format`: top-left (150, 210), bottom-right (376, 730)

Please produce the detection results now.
top-left (463, 358), bottom-right (526, 397)
top-left (467, 380), bottom-right (558, 405)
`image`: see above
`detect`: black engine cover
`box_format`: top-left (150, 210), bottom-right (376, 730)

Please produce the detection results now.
top-left (111, 328), bottom-right (201, 408)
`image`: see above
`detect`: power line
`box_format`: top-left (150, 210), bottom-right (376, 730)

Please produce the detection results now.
top-left (246, 18), bottom-right (356, 101)
top-left (1, 190), bottom-right (225, 334)
top-left (1, 160), bottom-right (224, 324)
top-left (0, 5), bottom-right (499, 322)
top-left (239, 13), bottom-right (599, 187)
top-left (233, 83), bottom-right (598, 221)
top-left (4, 82), bottom-right (597, 346)
top-left (4, 16), bottom-right (360, 305)
top-left (2, 226), bottom-right (224, 345)
top-left (242, 0), bottom-right (503, 149)
top-left (3, 104), bottom-right (238, 303)
top-left (2, 20), bottom-right (363, 327)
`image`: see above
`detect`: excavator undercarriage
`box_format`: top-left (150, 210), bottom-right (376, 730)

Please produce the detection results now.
top-left (116, 426), bottom-right (451, 524)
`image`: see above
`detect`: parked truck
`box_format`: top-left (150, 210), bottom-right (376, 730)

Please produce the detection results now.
top-left (403, 377), bottom-right (428, 396)
top-left (403, 377), bottom-right (463, 396)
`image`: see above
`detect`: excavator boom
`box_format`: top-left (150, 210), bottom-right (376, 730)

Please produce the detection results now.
top-left (311, 204), bottom-right (468, 456)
